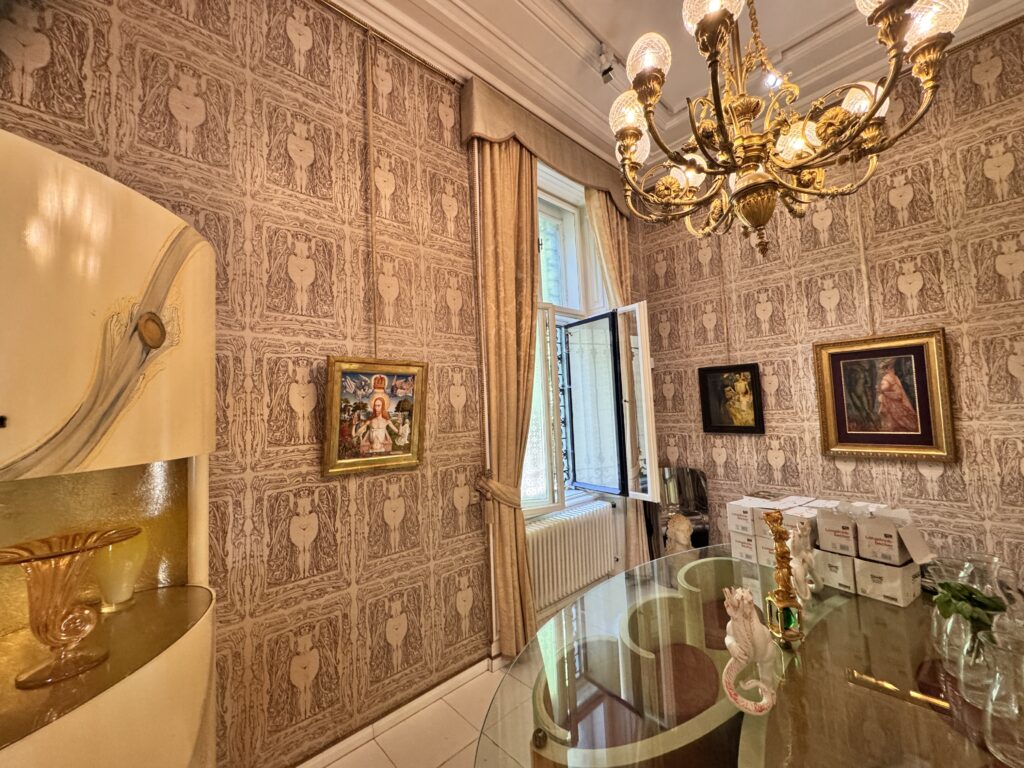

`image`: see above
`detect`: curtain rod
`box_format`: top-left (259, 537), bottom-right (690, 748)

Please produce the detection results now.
top-left (313, 0), bottom-right (462, 85)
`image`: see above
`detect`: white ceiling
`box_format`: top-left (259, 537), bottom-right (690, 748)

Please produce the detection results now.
top-left (335, 0), bottom-right (1021, 164)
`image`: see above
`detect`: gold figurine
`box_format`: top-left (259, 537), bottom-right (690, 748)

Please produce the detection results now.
top-left (762, 509), bottom-right (804, 646)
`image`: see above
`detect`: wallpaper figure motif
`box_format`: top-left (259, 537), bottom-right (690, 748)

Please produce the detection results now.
top-left (368, 585), bottom-right (424, 684)
top-left (435, 464), bottom-right (482, 540)
top-left (136, 48), bottom-right (232, 168)
top-left (265, 226), bottom-right (335, 319)
top-left (366, 474), bottom-right (419, 562)
top-left (266, 485), bottom-right (338, 585)
top-left (266, 616), bottom-right (341, 732)
top-left (971, 231), bottom-right (1024, 304)
top-left (264, 100), bottom-right (333, 201)
top-left (981, 333), bottom-right (1024, 404)
top-left (874, 250), bottom-right (948, 319)
top-left (961, 130), bottom-right (1024, 209)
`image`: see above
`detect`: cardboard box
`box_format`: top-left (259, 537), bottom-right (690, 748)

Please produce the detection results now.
top-left (726, 504), bottom-right (755, 535)
top-left (854, 558), bottom-right (921, 607)
top-left (726, 497), bottom-right (778, 535)
top-left (817, 507), bottom-right (860, 556)
top-left (755, 535), bottom-right (776, 567)
top-left (857, 510), bottom-right (913, 565)
top-left (730, 532), bottom-right (757, 564)
top-left (808, 498), bottom-right (841, 509)
top-left (839, 500), bottom-right (890, 516)
top-left (814, 549), bottom-right (857, 593)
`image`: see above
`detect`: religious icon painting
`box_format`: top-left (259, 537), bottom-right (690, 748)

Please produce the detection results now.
top-left (697, 363), bottom-right (765, 434)
top-left (812, 329), bottom-right (954, 461)
top-left (322, 356), bottom-right (428, 476)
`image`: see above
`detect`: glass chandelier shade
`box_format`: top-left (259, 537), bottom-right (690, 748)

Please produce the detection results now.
top-left (776, 121), bottom-right (820, 161)
top-left (854, 0), bottom-right (884, 16)
top-left (617, 132), bottom-right (651, 164)
top-left (608, 89), bottom-right (645, 135)
top-left (905, 0), bottom-right (969, 48)
top-left (670, 154), bottom-right (707, 188)
top-left (841, 81), bottom-right (890, 117)
top-left (683, 0), bottom-right (746, 35)
top-left (627, 33), bottom-right (673, 80)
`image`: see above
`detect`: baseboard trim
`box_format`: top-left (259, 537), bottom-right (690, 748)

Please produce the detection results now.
top-left (297, 658), bottom-right (491, 767)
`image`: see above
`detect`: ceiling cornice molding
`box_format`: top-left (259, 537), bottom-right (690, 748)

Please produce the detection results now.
top-left (333, 0), bottom-right (621, 163)
top-left (334, 0), bottom-right (1023, 168)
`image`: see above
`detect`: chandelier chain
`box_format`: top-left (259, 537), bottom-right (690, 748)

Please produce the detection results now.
top-left (746, 0), bottom-right (781, 80)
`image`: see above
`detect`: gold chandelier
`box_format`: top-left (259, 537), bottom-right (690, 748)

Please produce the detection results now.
top-left (610, 0), bottom-right (967, 256)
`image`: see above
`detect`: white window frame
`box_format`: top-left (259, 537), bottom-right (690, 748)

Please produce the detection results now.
top-left (524, 170), bottom-right (608, 517)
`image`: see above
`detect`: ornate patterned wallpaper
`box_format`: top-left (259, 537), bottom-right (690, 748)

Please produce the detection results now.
top-left (0, 2), bottom-right (488, 766)
top-left (633, 19), bottom-right (1024, 580)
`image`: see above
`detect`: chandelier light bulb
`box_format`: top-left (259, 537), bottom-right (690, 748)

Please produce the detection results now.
top-left (682, 0), bottom-right (745, 36)
top-left (776, 121), bottom-right (819, 161)
top-left (905, 0), bottom-right (968, 49)
top-left (617, 133), bottom-right (651, 165)
top-left (841, 81), bottom-right (890, 117)
top-left (608, 90), bottom-right (645, 135)
top-left (670, 154), bottom-right (707, 188)
top-left (627, 33), bottom-right (673, 81)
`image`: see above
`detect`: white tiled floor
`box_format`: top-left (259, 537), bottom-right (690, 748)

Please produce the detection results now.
top-left (327, 669), bottom-right (530, 768)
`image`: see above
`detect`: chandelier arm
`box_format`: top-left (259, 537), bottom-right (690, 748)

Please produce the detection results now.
top-left (620, 161), bottom-right (728, 212)
top-left (707, 56), bottom-right (737, 164)
top-left (686, 98), bottom-right (731, 172)
top-left (783, 49), bottom-right (906, 171)
top-left (643, 107), bottom-right (688, 165)
top-left (779, 192), bottom-right (808, 219)
top-left (871, 86), bottom-right (938, 154)
top-left (624, 190), bottom-right (660, 222)
top-left (767, 155), bottom-right (878, 199)
top-left (685, 197), bottom-right (734, 239)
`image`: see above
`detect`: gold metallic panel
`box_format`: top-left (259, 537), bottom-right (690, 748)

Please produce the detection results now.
top-left (0, 460), bottom-right (189, 637)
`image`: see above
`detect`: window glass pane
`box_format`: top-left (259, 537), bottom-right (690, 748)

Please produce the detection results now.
top-left (521, 317), bottom-right (553, 506)
top-left (566, 315), bottom-right (622, 493)
top-left (539, 212), bottom-right (564, 306)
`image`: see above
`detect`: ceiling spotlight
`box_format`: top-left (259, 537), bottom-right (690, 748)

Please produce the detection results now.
top-left (599, 44), bottom-right (615, 84)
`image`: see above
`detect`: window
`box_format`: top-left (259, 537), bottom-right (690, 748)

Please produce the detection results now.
top-left (522, 166), bottom-right (659, 513)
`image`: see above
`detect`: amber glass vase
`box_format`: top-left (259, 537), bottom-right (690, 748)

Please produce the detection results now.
top-left (0, 527), bottom-right (139, 689)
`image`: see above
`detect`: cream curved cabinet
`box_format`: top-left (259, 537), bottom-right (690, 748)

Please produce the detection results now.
top-left (0, 129), bottom-right (215, 481)
top-left (0, 586), bottom-right (215, 767)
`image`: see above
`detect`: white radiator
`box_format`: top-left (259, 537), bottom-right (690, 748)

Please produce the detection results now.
top-left (526, 500), bottom-right (616, 612)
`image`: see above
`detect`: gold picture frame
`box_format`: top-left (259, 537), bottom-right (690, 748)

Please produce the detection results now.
top-left (812, 328), bottom-right (955, 462)
top-left (322, 356), bottom-right (428, 476)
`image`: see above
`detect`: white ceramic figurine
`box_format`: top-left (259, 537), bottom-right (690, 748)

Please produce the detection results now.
top-left (789, 521), bottom-right (817, 603)
top-left (722, 587), bottom-right (779, 716)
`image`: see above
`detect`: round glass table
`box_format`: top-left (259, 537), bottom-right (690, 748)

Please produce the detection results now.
top-left (475, 546), bottom-right (1003, 767)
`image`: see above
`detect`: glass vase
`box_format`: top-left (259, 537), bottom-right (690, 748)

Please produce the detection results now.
top-left (982, 630), bottom-right (1024, 768)
top-left (944, 553), bottom-right (1009, 677)
top-left (928, 557), bottom-right (967, 659)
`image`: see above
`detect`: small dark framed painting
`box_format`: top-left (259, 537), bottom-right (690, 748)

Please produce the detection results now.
top-left (697, 364), bottom-right (765, 434)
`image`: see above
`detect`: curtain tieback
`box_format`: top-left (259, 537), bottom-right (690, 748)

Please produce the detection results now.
top-left (475, 470), bottom-right (522, 524)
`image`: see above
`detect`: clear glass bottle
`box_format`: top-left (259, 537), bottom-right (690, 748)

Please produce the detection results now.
top-left (982, 630), bottom-right (1024, 768)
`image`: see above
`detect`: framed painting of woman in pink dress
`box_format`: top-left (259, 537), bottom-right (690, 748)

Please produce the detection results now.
top-left (322, 356), bottom-right (428, 475)
top-left (813, 329), bottom-right (954, 461)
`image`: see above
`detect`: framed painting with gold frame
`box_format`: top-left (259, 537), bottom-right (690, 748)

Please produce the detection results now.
top-left (322, 356), bottom-right (427, 476)
top-left (812, 329), bottom-right (954, 462)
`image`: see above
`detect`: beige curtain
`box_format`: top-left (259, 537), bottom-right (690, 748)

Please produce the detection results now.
top-left (475, 138), bottom-right (539, 656)
top-left (585, 188), bottom-right (632, 307)
top-left (586, 188), bottom-right (649, 569)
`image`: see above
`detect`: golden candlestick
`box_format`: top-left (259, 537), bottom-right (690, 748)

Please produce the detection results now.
top-left (762, 509), bottom-right (803, 646)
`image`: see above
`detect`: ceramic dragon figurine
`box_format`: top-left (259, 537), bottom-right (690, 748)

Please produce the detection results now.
top-left (722, 587), bottom-right (779, 716)
top-left (789, 521), bottom-right (818, 603)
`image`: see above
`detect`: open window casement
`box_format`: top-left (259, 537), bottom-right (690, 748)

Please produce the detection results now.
top-left (563, 301), bottom-right (660, 502)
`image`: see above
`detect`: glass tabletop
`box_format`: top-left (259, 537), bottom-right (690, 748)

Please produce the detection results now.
top-left (475, 546), bottom-right (1001, 767)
